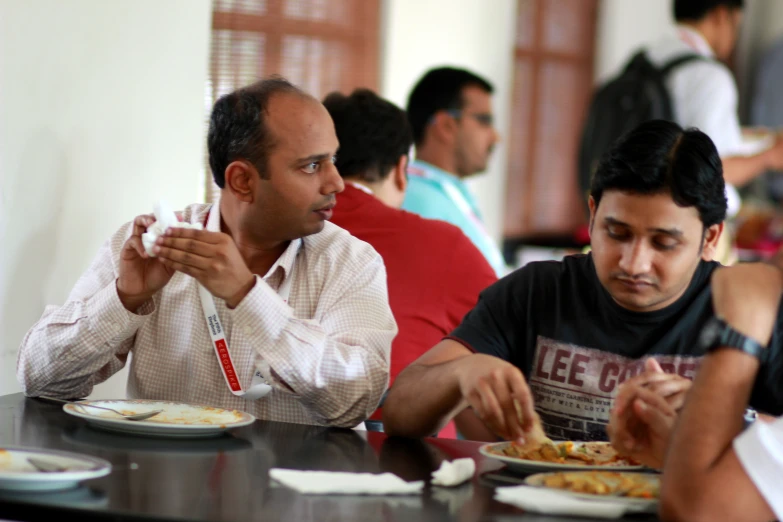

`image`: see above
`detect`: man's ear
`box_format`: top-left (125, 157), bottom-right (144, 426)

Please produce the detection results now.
top-left (394, 156), bottom-right (408, 193)
top-left (429, 111), bottom-right (458, 144)
top-left (587, 196), bottom-right (597, 237)
top-left (701, 222), bottom-right (725, 261)
top-left (224, 161), bottom-right (256, 203)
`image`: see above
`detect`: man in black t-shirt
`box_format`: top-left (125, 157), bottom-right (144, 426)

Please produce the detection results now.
top-left (383, 119), bottom-right (783, 442)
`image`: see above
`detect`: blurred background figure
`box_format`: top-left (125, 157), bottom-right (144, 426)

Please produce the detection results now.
top-left (403, 67), bottom-right (506, 276)
top-left (326, 89), bottom-right (497, 437)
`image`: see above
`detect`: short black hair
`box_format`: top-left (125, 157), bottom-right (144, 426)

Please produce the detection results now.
top-left (590, 120), bottom-right (727, 228)
top-left (323, 89), bottom-right (413, 183)
top-left (673, 0), bottom-right (744, 22)
top-left (407, 67), bottom-right (493, 147)
top-left (208, 76), bottom-right (306, 187)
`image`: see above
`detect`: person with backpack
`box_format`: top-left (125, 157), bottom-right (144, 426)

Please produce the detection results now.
top-left (581, 0), bottom-right (783, 222)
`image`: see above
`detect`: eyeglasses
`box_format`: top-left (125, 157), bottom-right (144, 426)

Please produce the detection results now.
top-left (444, 109), bottom-right (494, 127)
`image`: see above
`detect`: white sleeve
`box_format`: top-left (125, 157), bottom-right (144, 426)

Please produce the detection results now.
top-left (733, 417), bottom-right (783, 519)
top-left (675, 63), bottom-right (744, 157)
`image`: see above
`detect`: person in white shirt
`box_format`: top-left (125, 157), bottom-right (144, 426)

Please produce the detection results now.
top-left (646, 0), bottom-right (783, 218)
top-left (16, 77), bottom-right (396, 427)
top-left (608, 260), bottom-right (783, 521)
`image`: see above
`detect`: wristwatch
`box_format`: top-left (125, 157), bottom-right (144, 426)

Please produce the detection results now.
top-left (744, 407), bottom-right (758, 429)
top-left (697, 316), bottom-right (766, 360)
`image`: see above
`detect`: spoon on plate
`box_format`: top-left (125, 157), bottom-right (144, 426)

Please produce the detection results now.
top-left (38, 396), bottom-right (163, 421)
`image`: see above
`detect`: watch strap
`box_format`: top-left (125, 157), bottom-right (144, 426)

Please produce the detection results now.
top-left (713, 321), bottom-right (766, 360)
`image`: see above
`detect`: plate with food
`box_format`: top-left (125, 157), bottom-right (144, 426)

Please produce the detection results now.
top-left (523, 470), bottom-right (658, 508)
top-left (480, 439), bottom-right (644, 472)
top-left (478, 408), bottom-right (642, 472)
top-left (62, 425), bottom-right (253, 453)
top-left (62, 399), bottom-right (255, 438)
top-left (0, 446), bottom-right (111, 492)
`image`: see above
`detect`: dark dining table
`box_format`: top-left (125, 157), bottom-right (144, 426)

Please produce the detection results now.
top-left (0, 393), bottom-right (659, 521)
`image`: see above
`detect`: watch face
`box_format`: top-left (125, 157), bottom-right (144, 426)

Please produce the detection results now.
top-left (699, 318), bottom-right (721, 348)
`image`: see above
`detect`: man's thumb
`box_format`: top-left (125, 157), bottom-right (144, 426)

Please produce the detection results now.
top-left (645, 358), bottom-right (664, 373)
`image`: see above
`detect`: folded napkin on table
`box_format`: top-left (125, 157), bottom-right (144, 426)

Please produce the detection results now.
top-left (494, 485), bottom-right (655, 519)
top-left (269, 468), bottom-right (424, 495)
top-left (431, 458), bottom-right (475, 487)
top-left (142, 200), bottom-right (203, 257)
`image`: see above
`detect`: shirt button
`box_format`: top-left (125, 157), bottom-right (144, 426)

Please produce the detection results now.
top-left (243, 325), bottom-right (252, 336)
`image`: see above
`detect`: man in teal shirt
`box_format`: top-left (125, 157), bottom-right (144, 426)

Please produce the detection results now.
top-left (403, 67), bottom-right (505, 275)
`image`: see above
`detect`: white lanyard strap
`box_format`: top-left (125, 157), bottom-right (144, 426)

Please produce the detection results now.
top-left (440, 182), bottom-right (484, 231)
top-left (412, 167), bottom-right (489, 233)
top-left (199, 239), bottom-right (301, 400)
top-left (439, 182), bottom-right (506, 271)
top-left (347, 181), bottom-right (374, 195)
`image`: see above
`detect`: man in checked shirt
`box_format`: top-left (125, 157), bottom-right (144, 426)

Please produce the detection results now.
top-left (16, 77), bottom-right (397, 428)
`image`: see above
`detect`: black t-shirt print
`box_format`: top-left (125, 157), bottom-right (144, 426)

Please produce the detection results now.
top-left (527, 337), bottom-right (701, 440)
top-left (450, 253), bottom-right (783, 441)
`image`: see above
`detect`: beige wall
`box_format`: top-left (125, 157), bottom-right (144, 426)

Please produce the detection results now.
top-left (0, 0), bottom-right (212, 396)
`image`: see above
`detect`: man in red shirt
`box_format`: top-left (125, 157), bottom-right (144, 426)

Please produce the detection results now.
top-left (324, 89), bottom-right (497, 437)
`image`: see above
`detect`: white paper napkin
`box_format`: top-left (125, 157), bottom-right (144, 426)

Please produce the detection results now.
top-left (494, 485), bottom-right (652, 519)
top-left (141, 200), bottom-right (203, 257)
top-left (269, 468), bottom-right (424, 495)
top-left (431, 458), bottom-right (475, 487)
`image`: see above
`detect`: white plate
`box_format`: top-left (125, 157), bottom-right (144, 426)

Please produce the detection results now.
top-left (0, 485), bottom-right (109, 508)
top-left (0, 446), bottom-right (111, 492)
top-left (63, 425), bottom-right (252, 454)
top-left (479, 441), bottom-right (645, 473)
top-left (63, 400), bottom-right (255, 439)
top-left (523, 470), bottom-right (658, 509)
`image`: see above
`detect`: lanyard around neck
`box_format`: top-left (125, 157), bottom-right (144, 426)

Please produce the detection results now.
top-left (198, 238), bottom-right (302, 400)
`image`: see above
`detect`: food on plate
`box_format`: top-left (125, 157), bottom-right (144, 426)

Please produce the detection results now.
top-left (489, 440), bottom-right (640, 467)
top-left (538, 471), bottom-right (658, 499)
top-left (0, 449), bottom-right (10, 470)
top-left (506, 404), bottom-right (559, 453)
top-left (488, 407), bottom-right (638, 466)
top-left (74, 402), bottom-right (245, 425)
top-left (92, 409), bottom-right (243, 425)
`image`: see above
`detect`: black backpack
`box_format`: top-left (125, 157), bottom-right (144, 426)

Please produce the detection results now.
top-left (577, 50), bottom-right (704, 214)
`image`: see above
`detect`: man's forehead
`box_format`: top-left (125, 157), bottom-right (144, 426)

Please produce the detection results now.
top-left (461, 85), bottom-right (492, 110)
top-left (597, 191), bottom-right (702, 231)
top-left (266, 93), bottom-right (337, 154)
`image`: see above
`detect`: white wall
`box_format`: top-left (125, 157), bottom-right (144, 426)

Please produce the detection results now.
top-left (380, 0), bottom-right (518, 246)
top-left (593, 0), bottom-right (673, 83)
top-left (0, 0), bottom-right (212, 396)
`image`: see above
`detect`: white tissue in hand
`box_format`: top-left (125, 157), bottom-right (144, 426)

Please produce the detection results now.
top-left (141, 200), bottom-right (203, 257)
top-left (431, 458), bottom-right (475, 487)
